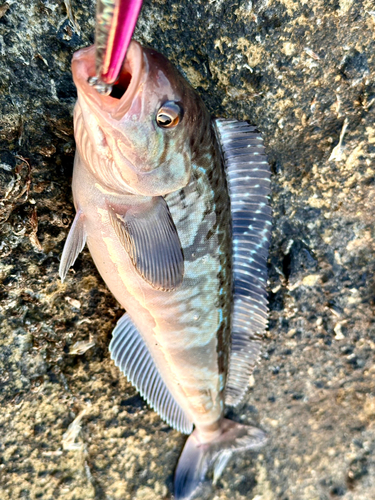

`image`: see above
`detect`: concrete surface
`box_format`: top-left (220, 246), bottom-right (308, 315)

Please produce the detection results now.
top-left (1, 0), bottom-right (375, 499)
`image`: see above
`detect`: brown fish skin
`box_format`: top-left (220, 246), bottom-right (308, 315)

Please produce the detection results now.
top-left (62, 40), bottom-right (267, 499)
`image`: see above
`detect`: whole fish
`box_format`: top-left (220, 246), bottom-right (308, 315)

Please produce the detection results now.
top-left (60, 40), bottom-right (272, 499)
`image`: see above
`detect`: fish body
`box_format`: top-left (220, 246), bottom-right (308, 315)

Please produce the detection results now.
top-left (61, 40), bottom-right (271, 498)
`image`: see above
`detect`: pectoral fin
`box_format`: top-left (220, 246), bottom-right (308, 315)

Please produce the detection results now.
top-left (108, 196), bottom-right (184, 291)
top-left (59, 210), bottom-right (87, 282)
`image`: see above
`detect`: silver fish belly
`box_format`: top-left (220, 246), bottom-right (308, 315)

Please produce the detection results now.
top-left (60, 40), bottom-right (271, 499)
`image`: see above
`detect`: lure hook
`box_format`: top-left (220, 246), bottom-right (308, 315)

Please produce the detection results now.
top-left (89, 0), bottom-right (143, 95)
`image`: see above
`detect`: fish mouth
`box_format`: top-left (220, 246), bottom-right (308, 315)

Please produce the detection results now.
top-left (72, 40), bottom-right (143, 120)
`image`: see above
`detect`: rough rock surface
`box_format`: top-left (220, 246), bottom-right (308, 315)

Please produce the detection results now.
top-left (1, 0), bottom-right (375, 499)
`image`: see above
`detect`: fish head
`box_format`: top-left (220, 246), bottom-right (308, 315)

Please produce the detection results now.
top-left (72, 41), bottom-right (209, 196)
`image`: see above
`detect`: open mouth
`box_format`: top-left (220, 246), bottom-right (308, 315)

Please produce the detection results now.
top-left (71, 40), bottom-right (143, 119)
top-left (110, 70), bottom-right (132, 99)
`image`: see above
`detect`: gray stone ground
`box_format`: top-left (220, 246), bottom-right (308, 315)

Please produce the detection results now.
top-left (1, 0), bottom-right (375, 499)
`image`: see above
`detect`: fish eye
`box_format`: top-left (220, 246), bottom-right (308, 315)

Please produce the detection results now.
top-left (156, 102), bottom-right (183, 128)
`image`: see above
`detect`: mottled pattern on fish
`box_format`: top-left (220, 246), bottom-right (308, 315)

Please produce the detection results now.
top-left (163, 121), bottom-right (232, 417)
top-left (61, 40), bottom-right (271, 499)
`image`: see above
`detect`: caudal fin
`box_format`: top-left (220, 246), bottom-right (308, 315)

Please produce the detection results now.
top-left (174, 419), bottom-right (266, 500)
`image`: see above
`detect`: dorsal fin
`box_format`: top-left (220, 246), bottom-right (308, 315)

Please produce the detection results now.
top-left (109, 313), bottom-right (193, 434)
top-left (59, 210), bottom-right (87, 282)
top-left (214, 118), bottom-right (271, 407)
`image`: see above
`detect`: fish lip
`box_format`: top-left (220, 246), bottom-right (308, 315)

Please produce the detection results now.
top-left (72, 40), bottom-right (143, 119)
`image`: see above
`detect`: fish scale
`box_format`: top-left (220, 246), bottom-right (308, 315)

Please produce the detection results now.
top-left (60, 40), bottom-right (271, 499)
top-left (162, 145), bottom-right (232, 420)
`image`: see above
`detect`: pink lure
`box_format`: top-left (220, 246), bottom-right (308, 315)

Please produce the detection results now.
top-left (100, 0), bottom-right (143, 85)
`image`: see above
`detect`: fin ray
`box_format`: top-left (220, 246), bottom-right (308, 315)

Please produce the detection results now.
top-left (109, 313), bottom-right (193, 434)
top-left (108, 196), bottom-right (184, 291)
top-left (214, 118), bottom-right (271, 407)
top-left (59, 210), bottom-right (86, 282)
top-left (174, 419), bottom-right (266, 499)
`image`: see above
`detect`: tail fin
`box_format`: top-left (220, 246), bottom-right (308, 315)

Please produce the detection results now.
top-left (174, 419), bottom-right (266, 500)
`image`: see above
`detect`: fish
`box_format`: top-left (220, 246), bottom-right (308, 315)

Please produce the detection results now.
top-left (60, 39), bottom-right (272, 499)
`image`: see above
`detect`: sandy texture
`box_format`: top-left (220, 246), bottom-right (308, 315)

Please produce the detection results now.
top-left (1, 0), bottom-right (375, 499)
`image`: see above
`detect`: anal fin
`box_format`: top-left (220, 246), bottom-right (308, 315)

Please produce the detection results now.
top-left (214, 118), bottom-right (272, 407)
top-left (109, 313), bottom-right (193, 434)
top-left (59, 210), bottom-right (86, 282)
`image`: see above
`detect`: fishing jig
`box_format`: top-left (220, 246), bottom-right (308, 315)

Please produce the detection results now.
top-left (88, 0), bottom-right (143, 95)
